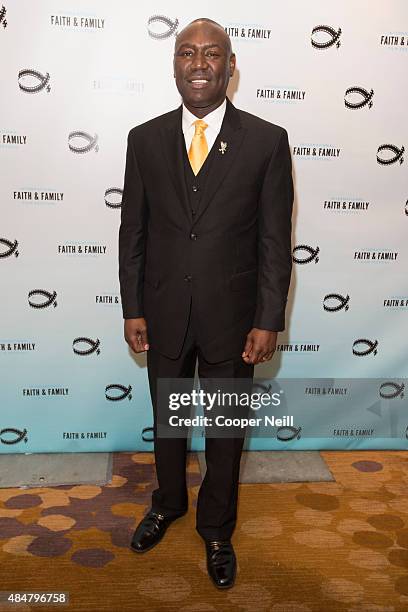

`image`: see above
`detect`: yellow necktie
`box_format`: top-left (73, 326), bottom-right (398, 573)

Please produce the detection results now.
top-left (188, 119), bottom-right (208, 175)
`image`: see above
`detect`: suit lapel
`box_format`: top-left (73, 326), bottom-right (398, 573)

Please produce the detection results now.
top-left (159, 99), bottom-right (246, 225)
top-left (159, 106), bottom-right (191, 221)
top-left (192, 98), bottom-right (246, 226)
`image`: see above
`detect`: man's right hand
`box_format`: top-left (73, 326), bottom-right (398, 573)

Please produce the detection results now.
top-left (124, 318), bottom-right (149, 353)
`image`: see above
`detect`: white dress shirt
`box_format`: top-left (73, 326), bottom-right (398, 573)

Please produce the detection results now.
top-left (182, 98), bottom-right (226, 154)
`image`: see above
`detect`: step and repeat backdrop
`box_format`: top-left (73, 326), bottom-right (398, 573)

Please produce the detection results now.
top-left (1, 1), bottom-right (407, 453)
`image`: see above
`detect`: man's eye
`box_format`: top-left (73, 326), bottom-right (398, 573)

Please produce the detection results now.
top-left (207, 52), bottom-right (219, 57)
top-left (182, 51), bottom-right (193, 57)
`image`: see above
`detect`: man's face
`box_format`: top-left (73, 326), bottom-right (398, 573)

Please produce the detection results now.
top-left (173, 22), bottom-right (235, 116)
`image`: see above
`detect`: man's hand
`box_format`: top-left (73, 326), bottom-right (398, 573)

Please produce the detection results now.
top-left (242, 328), bottom-right (277, 365)
top-left (124, 318), bottom-right (149, 353)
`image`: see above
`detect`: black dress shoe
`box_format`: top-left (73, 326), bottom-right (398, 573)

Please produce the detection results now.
top-left (205, 540), bottom-right (236, 589)
top-left (130, 511), bottom-right (177, 553)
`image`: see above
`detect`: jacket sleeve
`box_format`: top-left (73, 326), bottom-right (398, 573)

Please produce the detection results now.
top-left (118, 129), bottom-right (148, 319)
top-left (252, 128), bottom-right (294, 331)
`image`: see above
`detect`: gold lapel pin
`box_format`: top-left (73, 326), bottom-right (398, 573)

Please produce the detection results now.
top-left (219, 141), bottom-right (227, 155)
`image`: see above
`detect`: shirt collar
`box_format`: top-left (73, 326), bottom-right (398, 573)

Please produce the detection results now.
top-left (182, 98), bottom-right (227, 135)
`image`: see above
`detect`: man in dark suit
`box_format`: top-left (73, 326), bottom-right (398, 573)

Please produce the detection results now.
top-left (119, 17), bottom-right (293, 588)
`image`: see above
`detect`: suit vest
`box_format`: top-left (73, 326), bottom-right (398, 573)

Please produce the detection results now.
top-left (182, 131), bottom-right (220, 219)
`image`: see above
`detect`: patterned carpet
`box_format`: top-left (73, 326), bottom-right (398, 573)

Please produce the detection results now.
top-left (1, 451), bottom-right (408, 611)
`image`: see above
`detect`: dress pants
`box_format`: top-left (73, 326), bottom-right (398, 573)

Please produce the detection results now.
top-left (146, 296), bottom-right (255, 541)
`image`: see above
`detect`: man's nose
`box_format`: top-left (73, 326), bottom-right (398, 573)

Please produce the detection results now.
top-left (191, 51), bottom-right (208, 70)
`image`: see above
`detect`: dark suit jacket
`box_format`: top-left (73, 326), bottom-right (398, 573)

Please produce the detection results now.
top-left (119, 97), bottom-right (293, 362)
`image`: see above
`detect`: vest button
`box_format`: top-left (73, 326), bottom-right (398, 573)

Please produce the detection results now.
top-left (190, 232), bottom-right (197, 240)
top-left (192, 185), bottom-right (199, 192)
top-left (184, 274), bottom-right (192, 282)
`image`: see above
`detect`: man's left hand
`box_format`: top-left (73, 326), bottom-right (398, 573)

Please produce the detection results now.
top-left (242, 328), bottom-right (277, 365)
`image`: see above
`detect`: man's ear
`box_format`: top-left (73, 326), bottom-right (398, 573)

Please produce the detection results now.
top-left (229, 53), bottom-right (236, 77)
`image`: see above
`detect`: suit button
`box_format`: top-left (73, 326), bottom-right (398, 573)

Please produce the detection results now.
top-left (184, 275), bottom-right (192, 282)
top-left (190, 232), bottom-right (197, 240)
top-left (191, 209), bottom-right (196, 216)
top-left (192, 185), bottom-right (199, 192)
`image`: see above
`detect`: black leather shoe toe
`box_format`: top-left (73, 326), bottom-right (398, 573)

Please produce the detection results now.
top-left (205, 540), bottom-right (236, 589)
top-left (130, 511), bottom-right (176, 553)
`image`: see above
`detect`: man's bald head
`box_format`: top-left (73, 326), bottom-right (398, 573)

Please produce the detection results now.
top-left (175, 18), bottom-right (233, 57)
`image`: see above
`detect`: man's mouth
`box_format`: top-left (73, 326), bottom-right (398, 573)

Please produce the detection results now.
top-left (187, 77), bottom-right (211, 89)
